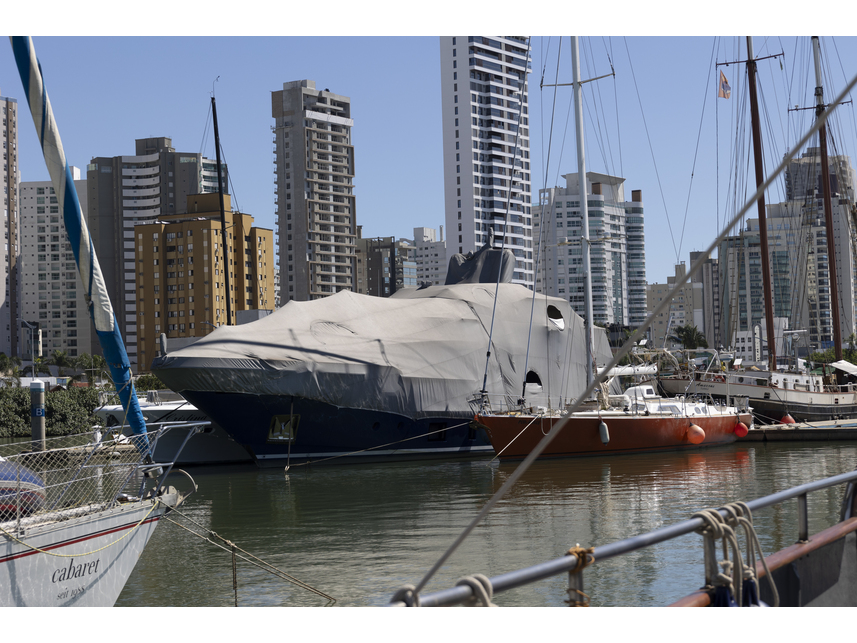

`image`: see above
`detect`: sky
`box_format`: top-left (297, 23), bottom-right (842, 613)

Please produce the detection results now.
top-left (4, 10), bottom-right (857, 285)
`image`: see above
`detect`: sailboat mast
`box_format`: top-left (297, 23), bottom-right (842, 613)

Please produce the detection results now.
top-left (812, 36), bottom-right (843, 361)
top-left (572, 36), bottom-right (595, 385)
top-left (211, 95), bottom-right (232, 326)
top-left (746, 36), bottom-right (778, 371)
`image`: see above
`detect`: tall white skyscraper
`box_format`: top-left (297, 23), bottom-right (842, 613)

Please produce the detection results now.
top-left (440, 37), bottom-right (533, 287)
top-left (534, 172), bottom-right (646, 328)
top-left (18, 171), bottom-right (93, 361)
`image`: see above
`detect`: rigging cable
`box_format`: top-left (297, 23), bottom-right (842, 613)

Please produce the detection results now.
top-left (622, 36), bottom-right (679, 265)
top-left (479, 36), bottom-right (532, 404)
top-left (677, 37), bottom-right (718, 260)
top-left (602, 36), bottom-right (624, 178)
top-left (521, 37), bottom-right (561, 405)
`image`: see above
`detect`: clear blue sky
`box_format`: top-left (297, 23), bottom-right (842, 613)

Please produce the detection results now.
top-left (4, 26), bottom-right (856, 285)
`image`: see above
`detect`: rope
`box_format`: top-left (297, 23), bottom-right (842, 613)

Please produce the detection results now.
top-left (565, 545), bottom-right (594, 606)
top-left (162, 506), bottom-right (335, 604)
top-left (566, 545), bottom-right (595, 572)
top-left (391, 584), bottom-right (420, 607)
top-left (285, 421), bottom-right (472, 468)
top-left (0, 498), bottom-right (161, 557)
top-left (456, 574), bottom-right (497, 607)
top-left (693, 508), bottom-right (743, 606)
top-left (720, 501), bottom-right (780, 607)
top-left (488, 413), bottom-right (544, 462)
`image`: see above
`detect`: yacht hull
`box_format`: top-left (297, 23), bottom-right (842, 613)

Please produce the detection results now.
top-left (477, 411), bottom-right (751, 460)
top-left (179, 390), bottom-right (493, 467)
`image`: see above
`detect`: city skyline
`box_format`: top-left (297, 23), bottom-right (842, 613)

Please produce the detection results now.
top-left (4, 34), bottom-right (857, 288)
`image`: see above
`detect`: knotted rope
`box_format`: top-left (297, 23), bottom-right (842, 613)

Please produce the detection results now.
top-left (693, 508), bottom-right (743, 607)
top-left (565, 545), bottom-right (595, 606)
top-left (390, 584), bottom-right (421, 607)
top-left (456, 574), bottom-right (497, 607)
top-left (719, 501), bottom-right (779, 607)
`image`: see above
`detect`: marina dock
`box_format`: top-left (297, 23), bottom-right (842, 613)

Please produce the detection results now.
top-left (745, 420), bottom-right (857, 442)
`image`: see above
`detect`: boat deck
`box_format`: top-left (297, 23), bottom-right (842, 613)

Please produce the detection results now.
top-left (745, 419), bottom-right (857, 441)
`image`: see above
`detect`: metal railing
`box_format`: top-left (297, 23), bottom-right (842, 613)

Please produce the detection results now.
top-left (390, 468), bottom-right (857, 606)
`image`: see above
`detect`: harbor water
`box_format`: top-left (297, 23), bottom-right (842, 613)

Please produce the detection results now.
top-left (116, 441), bottom-right (857, 607)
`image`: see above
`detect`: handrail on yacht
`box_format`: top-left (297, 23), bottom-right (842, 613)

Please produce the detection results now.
top-left (389, 468), bottom-right (857, 607)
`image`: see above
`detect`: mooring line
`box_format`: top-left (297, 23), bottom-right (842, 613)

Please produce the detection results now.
top-left (286, 421), bottom-right (473, 468)
top-left (163, 507), bottom-right (335, 605)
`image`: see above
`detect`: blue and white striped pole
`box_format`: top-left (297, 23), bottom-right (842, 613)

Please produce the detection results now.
top-left (10, 36), bottom-right (149, 451)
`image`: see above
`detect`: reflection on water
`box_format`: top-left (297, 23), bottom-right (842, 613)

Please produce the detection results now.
top-left (117, 442), bottom-right (857, 607)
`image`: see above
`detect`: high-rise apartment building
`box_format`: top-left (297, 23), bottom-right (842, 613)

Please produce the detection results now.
top-left (413, 226), bottom-right (447, 286)
top-left (646, 262), bottom-right (703, 349)
top-left (534, 172), bottom-right (646, 328)
top-left (272, 80), bottom-right (357, 302)
top-left (18, 171), bottom-right (93, 361)
top-left (87, 137), bottom-right (226, 372)
top-left (717, 149), bottom-right (857, 353)
top-left (440, 37), bottom-right (533, 287)
top-left (1, 90), bottom-right (19, 358)
top-left (689, 251), bottom-right (721, 350)
top-left (355, 236), bottom-right (417, 297)
top-left (134, 193), bottom-right (274, 371)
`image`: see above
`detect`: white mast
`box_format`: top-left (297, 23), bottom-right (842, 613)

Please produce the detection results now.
top-left (572, 36), bottom-right (595, 386)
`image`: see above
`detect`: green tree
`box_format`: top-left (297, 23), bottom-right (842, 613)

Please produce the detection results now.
top-left (48, 349), bottom-right (75, 377)
top-left (0, 386), bottom-right (102, 438)
top-left (74, 353), bottom-right (110, 384)
top-left (0, 353), bottom-right (22, 387)
top-left (669, 325), bottom-right (709, 350)
top-left (134, 373), bottom-right (166, 391)
top-left (24, 357), bottom-right (52, 378)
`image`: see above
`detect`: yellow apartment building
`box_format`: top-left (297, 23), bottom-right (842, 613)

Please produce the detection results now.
top-left (135, 193), bottom-right (274, 371)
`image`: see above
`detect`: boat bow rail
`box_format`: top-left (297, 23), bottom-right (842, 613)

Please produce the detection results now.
top-left (390, 468), bottom-right (857, 606)
top-left (0, 424), bottom-right (201, 535)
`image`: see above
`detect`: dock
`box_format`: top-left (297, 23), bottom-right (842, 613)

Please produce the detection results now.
top-left (744, 420), bottom-right (857, 442)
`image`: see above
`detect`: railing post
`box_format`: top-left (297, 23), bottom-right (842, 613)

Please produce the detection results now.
top-left (798, 493), bottom-right (809, 543)
top-left (567, 565), bottom-right (586, 606)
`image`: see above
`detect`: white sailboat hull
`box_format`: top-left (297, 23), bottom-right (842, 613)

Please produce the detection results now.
top-left (0, 497), bottom-right (170, 607)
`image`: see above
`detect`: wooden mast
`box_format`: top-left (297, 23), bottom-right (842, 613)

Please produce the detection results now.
top-left (746, 37), bottom-right (778, 371)
top-left (812, 36), bottom-right (843, 361)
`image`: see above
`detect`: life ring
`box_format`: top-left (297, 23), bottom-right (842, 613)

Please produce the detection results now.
top-left (714, 375), bottom-right (725, 383)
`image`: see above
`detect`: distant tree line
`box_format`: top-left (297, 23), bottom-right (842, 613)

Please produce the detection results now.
top-left (0, 352), bottom-right (167, 438)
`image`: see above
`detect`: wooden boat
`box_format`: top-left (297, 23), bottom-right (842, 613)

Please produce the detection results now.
top-left (661, 37), bottom-right (857, 425)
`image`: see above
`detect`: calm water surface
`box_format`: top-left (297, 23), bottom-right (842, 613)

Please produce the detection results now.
top-left (116, 441), bottom-right (857, 607)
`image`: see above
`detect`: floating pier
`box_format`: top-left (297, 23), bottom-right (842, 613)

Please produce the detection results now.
top-left (744, 420), bottom-right (857, 442)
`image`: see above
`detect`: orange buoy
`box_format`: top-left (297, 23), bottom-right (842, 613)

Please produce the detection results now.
top-left (733, 422), bottom-right (749, 438)
top-left (687, 424), bottom-right (706, 445)
top-left (781, 414), bottom-right (796, 425)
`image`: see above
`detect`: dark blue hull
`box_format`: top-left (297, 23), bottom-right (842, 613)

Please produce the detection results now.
top-left (177, 391), bottom-right (493, 467)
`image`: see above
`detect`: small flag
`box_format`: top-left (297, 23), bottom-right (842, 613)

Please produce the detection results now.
top-left (718, 70), bottom-right (731, 99)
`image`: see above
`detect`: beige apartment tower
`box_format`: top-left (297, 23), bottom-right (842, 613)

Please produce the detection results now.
top-left (272, 80), bottom-right (357, 302)
top-left (134, 193), bottom-right (274, 371)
